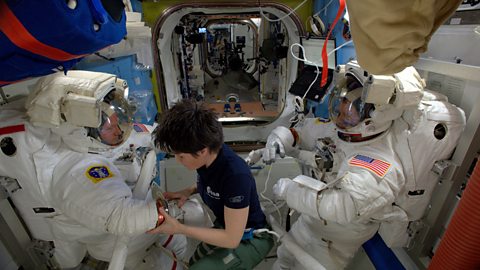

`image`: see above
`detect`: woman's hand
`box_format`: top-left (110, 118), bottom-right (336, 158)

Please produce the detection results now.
top-left (147, 207), bottom-right (183, 235)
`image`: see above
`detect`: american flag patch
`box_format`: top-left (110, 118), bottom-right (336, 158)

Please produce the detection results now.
top-left (133, 123), bottom-right (148, 133)
top-left (349, 155), bottom-right (391, 177)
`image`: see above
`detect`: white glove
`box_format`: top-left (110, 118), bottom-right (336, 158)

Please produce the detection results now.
top-left (263, 126), bottom-right (295, 164)
top-left (245, 149), bottom-right (263, 166)
top-left (262, 136), bottom-right (282, 165)
top-left (272, 178), bottom-right (293, 200)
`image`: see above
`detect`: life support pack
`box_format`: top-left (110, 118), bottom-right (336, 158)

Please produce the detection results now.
top-left (0, 0), bottom-right (126, 86)
top-left (380, 90), bottom-right (466, 247)
top-left (0, 100), bottom-right (60, 241)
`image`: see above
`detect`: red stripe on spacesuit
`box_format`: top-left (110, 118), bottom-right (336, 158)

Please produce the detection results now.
top-left (0, 79), bottom-right (21, 87)
top-left (162, 234), bottom-right (174, 248)
top-left (171, 252), bottom-right (177, 270)
top-left (0, 124), bottom-right (25, 135)
top-left (0, 1), bottom-right (86, 61)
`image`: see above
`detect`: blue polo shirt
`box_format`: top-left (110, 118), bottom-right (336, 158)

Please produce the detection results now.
top-left (197, 144), bottom-right (266, 229)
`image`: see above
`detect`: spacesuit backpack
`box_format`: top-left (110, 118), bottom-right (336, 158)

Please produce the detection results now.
top-left (391, 90), bottom-right (466, 238)
top-left (0, 101), bottom-right (60, 242)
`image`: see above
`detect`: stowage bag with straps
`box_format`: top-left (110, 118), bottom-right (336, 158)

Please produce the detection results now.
top-left (0, 0), bottom-right (126, 86)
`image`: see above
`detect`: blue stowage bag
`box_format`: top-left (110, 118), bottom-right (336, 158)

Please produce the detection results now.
top-left (0, 0), bottom-right (127, 86)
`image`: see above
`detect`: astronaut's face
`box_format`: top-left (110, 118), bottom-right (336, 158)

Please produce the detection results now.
top-left (335, 98), bottom-right (361, 130)
top-left (99, 113), bottom-right (124, 146)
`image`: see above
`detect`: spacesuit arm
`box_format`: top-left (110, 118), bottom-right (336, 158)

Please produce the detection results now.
top-left (246, 120), bottom-right (334, 166)
top-left (275, 169), bottom-right (400, 224)
top-left (52, 156), bottom-right (158, 236)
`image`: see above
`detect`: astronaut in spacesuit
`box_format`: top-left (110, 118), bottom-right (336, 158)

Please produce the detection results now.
top-left (0, 71), bottom-right (189, 269)
top-left (247, 61), bottom-right (465, 269)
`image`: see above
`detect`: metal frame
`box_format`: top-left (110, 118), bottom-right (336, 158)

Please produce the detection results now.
top-left (151, 2), bottom-right (305, 112)
top-left (0, 188), bottom-right (39, 270)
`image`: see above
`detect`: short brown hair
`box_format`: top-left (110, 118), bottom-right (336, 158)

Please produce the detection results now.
top-left (153, 99), bottom-right (223, 155)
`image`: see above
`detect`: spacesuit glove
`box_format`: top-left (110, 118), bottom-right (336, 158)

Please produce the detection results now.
top-left (263, 126), bottom-right (295, 164)
top-left (245, 149), bottom-right (263, 166)
top-left (272, 178), bottom-right (293, 201)
top-left (263, 138), bottom-right (282, 164)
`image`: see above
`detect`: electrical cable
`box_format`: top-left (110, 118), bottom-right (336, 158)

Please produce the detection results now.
top-left (259, 0), bottom-right (308, 22)
top-left (257, 164), bottom-right (285, 243)
top-left (288, 37), bottom-right (351, 122)
top-left (288, 43), bottom-right (321, 124)
top-left (290, 43), bottom-right (320, 101)
top-left (314, 0), bottom-right (336, 17)
top-left (253, 228), bottom-right (281, 242)
top-left (259, 165), bottom-right (283, 225)
top-left (328, 40), bottom-right (352, 56)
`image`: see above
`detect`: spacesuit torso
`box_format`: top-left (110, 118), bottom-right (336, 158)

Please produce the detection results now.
top-left (285, 128), bottom-right (405, 269)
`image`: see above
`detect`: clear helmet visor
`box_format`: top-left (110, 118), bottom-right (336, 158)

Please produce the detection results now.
top-left (93, 89), bottom-right (133, 147)
top-left (329, 75), bottom-right (366, 130)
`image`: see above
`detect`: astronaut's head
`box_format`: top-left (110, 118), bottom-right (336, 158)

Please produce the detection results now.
top-left (98, 113), bottom-right (124, 146)
top-left (330, 75), bottom-right (370, 131)
top-left (329, 61), bottom-right (424, 142)
top-left (87, 89), bottom-right (132, 148)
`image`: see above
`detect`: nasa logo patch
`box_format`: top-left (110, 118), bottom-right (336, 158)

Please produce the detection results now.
top-left (85, 165), bottom-right (113, 184)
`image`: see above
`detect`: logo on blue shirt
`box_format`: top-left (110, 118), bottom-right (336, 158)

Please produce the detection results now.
top-left (206, 186), bottom-right (220, 199)
top-left (229, 196), bottom-right (245, 203)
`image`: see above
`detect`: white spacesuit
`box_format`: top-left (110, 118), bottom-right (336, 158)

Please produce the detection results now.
top-left (0, 71), bottom-right (188, 269)
top-left (247, 61), bottom-right (465, 269)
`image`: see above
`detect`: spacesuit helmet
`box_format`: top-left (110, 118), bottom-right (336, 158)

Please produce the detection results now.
top-left (87, 89), bottom-right (133, 147)
top-left (329, 74), bottom-right (370, 131)
top-left (329, 61), bottom-right (424, 140)
top-left (26, 70), bottom-right (133, 152)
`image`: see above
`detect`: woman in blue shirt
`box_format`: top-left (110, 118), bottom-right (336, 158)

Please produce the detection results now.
top-left (150, 99), bottom-right (274, 269)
